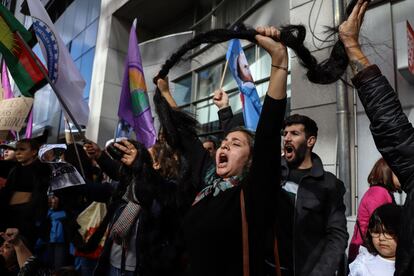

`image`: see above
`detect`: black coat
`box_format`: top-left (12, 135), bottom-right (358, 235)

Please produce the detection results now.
top-left (219, 103), bottom-right (348, 276)
top-left (352, 65), bottom-right (414, 276)
top-left (278, 154), bottom-right (348, 276)
top-left (183, 96), bottom-right (286, 276)
top-left (93, 142), bottom-right (186, 276)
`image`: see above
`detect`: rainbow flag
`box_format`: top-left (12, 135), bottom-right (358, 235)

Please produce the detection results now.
top-left (0, 4), bottom-right (46, 97)
top-left (118, 20), bottom-right (156, 148)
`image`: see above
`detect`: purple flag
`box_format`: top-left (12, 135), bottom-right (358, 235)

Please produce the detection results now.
top-left (2, 61), bottom-right (17, 138)
top-left (25, 109), bottom-right (33, 138)
top-left (2, 61), bottom-right (13, 99)
top-left (118, 20), bottom-right (156, 148)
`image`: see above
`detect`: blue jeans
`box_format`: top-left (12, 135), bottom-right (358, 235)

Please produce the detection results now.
top-left (74, 256), bottom-right (98, 276)
top-left (108, 265), bottom-right (135, 276)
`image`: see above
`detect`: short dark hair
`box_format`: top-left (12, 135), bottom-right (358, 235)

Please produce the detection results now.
top-left (202, 137), bottom-right (217, 149)
top-left (365, 204), bottom-right (402, 255)
top-left (283, 114), bottom-right (318, 139)
top-left (16, 138), bottom-right (41, 152)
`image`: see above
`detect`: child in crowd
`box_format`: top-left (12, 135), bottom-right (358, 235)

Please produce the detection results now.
top-left (349, 204), bottom-right (402, 276)
top-left (348, 158), bottom-right (400, 262)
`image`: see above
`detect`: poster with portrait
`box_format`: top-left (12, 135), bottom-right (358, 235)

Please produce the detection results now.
top-left (226, 39), bottom-right (262, 130)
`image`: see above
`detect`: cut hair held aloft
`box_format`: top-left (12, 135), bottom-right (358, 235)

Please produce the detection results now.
top-left (153, 0), bottom-right (369, 148)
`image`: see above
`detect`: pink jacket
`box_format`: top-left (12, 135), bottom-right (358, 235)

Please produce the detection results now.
top-left (348, 186), bottom-right (393, 261)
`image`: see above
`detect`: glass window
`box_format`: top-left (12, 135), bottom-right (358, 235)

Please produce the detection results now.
top-left (196, 63), bottom-right (223, 100)
top-left (255, 81), bottom-right (269, 101)
top-left (87, 0), bottom-right (101, 25)
top-left (195, 98), bottom-right (217, 125)
top-left (70, 31), bottom-right (85, 60)
top-left (172, 75), bottom-right (192, 106)
top-left (228, 92), bottom-right (243, 114)
top-left (62, 4), bottom-right (75, 44)
top-left (79, 48), bottom-right (96, 100)
top-left (257, 46), bottom-right (271, 81)
top-left (73, 0), bottom-right (88, 37)
top-left (83, 19), bottom-right (98, 54)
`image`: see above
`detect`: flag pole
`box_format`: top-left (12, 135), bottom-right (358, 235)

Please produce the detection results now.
top-left (67, 119), bottom-right (86, 179)
top-left (15, 31), bottom-right (85, 137)
top-left (219, 59), bottom-right (229, 89)
top-left (113, 119), bottom-right (119, 142)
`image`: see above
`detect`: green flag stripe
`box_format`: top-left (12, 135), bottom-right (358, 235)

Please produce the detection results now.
top-left (0, 4), bottom-right (32, 42)
top-left (0, 41), bottom-right (37, 97)
top-left (131, 89), bottom-right (149, 115)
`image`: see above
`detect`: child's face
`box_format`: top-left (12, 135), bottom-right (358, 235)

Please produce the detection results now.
top-left (371, 231), bottom-right (397, 260)
top-left (15, 142), bottom-right (37, 165)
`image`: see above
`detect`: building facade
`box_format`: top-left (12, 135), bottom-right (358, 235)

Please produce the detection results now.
top-left (9, 0), bottom-right (414, 224)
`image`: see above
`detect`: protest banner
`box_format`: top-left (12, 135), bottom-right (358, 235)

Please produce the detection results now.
top-left (0, 97), bottom-right (33, 131)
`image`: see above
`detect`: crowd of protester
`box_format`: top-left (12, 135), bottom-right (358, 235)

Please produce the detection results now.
top-left (0, 1), bottom-right (411, 275)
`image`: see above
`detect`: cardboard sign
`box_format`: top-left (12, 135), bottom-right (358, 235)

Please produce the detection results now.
top-left (0, 97), bottom-right (33, 131)
top-left (408, 21), bottom-right (414, 74)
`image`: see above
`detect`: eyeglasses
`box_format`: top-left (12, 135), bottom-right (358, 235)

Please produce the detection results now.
top-left (369, 231), bottom-right (395, 240)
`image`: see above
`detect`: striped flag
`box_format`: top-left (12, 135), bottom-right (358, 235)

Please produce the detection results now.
top-left (226, 39), bottom-right (262, 131)
top-left (27, 0), bottom-right (89, 125)
top-left (118, 20), bottom-right (156, 148)
top-left (0, 4), bottom-right (47, 97)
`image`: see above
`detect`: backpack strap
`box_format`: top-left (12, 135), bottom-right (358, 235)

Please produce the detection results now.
top-left (273, 235), bottom-right (282, 276)
top-left (240, 189), bottom-right (249, 276)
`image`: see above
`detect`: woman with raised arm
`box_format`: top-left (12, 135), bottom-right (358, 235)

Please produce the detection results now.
top-left (339, 1), bottom-right (414, 275)
top-left (115, 26), bottom-right (287, 275)
top-left (175, 26), bottom-right (287, 276)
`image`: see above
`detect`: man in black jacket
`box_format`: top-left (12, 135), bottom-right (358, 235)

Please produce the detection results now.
top-left (213, 91), bottom-right (348, 276)
top-left (339, 1), bottom-right (414, 275)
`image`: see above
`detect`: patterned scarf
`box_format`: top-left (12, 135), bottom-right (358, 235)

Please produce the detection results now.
top-left (192, 165), bottom-right (243, 206)
top-left (110, 185), bottom-right (141, 245)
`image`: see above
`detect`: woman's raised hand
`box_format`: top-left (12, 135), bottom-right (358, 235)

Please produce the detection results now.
top-left (213, 88), bottom-right (229, 110)
top-left (255, 26), bottom-right (288, 68)
top-left (114, 140), bottom-right (139, 166)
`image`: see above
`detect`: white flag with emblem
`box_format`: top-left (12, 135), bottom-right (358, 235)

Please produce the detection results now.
top-left (27, 0), bottom-right (89, 125)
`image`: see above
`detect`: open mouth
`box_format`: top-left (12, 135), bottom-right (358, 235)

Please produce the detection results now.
top-left (217, 153), bottom-right (228, 168)
top-left (284, 144), bottom-right (295, 159)
top-left (285, 145), bottom-right (293, 153)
